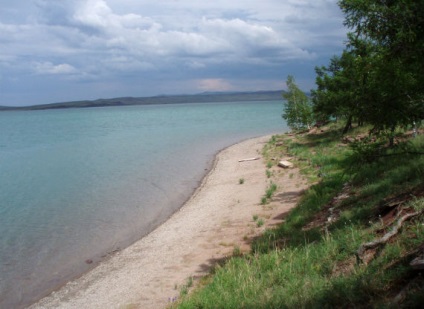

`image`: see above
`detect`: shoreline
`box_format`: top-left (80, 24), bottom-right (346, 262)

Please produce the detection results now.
top-left (29, 135), bottom-right (308, 309)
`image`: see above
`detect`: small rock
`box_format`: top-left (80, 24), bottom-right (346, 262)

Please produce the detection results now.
top-left (278, 160), bottom-right (293, 168)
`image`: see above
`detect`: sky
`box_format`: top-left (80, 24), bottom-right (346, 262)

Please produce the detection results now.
top-left (0, 0), bottom-right (347, 106)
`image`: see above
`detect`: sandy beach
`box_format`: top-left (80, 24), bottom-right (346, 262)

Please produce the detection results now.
top-left (29, 135), bottom-right (307, 309)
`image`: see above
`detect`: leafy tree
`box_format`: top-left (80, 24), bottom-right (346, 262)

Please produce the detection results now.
top-left (312, 34), bottom-right (377, 134)
top-left (312, 0), bottom-right (424, 140)
top-left (282, 75), bottom-right (314, 131)
top-left (339, 0), bottom-right (424, 132)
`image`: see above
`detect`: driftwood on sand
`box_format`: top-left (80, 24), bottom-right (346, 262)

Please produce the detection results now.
top-left (238, 157), bottom-right (260, 162)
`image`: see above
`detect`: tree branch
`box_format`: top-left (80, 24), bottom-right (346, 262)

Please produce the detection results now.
top-left (356, 210), bottom-right (424, 264)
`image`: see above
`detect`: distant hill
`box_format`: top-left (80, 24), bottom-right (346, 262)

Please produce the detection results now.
top-left (1, 90), bottom-right (284, 111)
top-left (0, 106), bottom-right (18, 111)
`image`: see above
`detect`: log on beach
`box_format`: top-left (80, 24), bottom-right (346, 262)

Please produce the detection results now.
top-left (238, 157), bottom-right (260, 162)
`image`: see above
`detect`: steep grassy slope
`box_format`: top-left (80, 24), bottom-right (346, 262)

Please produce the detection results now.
top-left (176, 123), bottom-right (424, 308)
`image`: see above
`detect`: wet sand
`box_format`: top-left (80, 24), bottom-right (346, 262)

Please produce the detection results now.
top-left (29, 135), bottom-right (307, 309)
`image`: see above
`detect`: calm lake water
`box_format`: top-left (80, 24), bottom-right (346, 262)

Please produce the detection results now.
top-left (0, 101), bottom-right (287, 308)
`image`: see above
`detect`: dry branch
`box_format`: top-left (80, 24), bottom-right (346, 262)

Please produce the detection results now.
top-left (356, 210), bottom-right (423, 264)
top-left (238, 157), bottom-right (260, 162)
top-left (410, 256), bottom-right (424, 270)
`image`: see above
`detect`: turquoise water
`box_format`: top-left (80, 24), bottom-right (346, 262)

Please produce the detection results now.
top-left (0, 101), bottom-right (287, 308)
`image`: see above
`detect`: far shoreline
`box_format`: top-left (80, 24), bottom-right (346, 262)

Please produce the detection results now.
top-left (0, 91), bottom-right (283, 111)
top-left (29, 133), bottom-right (307, 309)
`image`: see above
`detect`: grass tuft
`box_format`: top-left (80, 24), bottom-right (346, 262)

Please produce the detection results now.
top-left (256, 218), bottom-right (264, 227)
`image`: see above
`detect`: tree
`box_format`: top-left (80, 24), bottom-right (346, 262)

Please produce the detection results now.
top-left (282, 75), bottom-right (314, 131)
top-left (339, 0), bottom-right (424, 131)
top-left (312, 0), bottom-right (424, 139)
top-left (312, 35), bottom-right (376, 134)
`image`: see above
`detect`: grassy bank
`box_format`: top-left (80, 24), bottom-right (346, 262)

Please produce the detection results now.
top-left (174, 123), bottom-right (424, 308)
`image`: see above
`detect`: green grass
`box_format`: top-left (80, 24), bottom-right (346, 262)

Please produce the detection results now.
top-left (179, 277), bottom-right (194, 296)
top-left (176, 124), bottom-right (424, 308)
top-left (232, 245), bottom-right (242, 257)
top-left (260, 182), bottom-right (278, 205)
top-left (266, 169), bottom-right (272, 178)
top-left (265, 182), bottom-right (277, 199)
top-left (256, 218), bottom-right (265, 227)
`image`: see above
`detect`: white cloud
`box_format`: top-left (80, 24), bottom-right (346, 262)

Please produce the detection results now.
top-left (73, 0), bottom-right (113, 28)
top-left (27, 0), bottom-right (334, 63)
top-left (33, 62), bottom-right (78, 75)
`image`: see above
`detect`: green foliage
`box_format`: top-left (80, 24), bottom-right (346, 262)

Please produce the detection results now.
top-left (256, 218), bottom-right (264, 227)
top-left (265, 182), bottom-right (277, 199)
top-left (313, 0), bottom-right (424, 135)
top-left (282, 75), bottom-right (314, 131)
top-left (348, 137), bottom-right (386, 164)
top-left (260, 182), bottom-right (278, 205)
top-left (265, 169), bottom-right (271, 178)
top-left (177, 127), bottom-right (424, 309)
top-left (312, 45), bottom-right (375, 133)
top-left (232, 246), bottom-right (242, 257)
top-left (177, 1), bottom-right (424, 305)
top-left (180, 277), bottom-right (194, 296)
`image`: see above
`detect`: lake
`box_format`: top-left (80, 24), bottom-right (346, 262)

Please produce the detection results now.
top-left (0, 101), bottom-right (287, 308)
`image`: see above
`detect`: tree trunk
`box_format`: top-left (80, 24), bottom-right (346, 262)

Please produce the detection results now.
top-left (342, 115), bottom-right (353, 135)
top-left (389, 124), bottom-right (396, 147)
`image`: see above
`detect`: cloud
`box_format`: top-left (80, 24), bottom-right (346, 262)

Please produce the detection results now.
top-left (197, 79), bottom-right (234, 92)
top-left (0, 0), bottom-right (347, 105)
top-left (33, 62), bottom-right (77, 75)
top-left (27, 0), bottom-right (324, 64)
